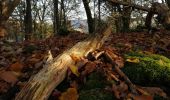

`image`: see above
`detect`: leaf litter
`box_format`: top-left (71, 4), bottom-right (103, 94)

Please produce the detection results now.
top-left (0, 31), bottom-right (170, 100)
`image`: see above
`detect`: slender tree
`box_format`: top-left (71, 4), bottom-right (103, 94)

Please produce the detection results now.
top-left (54, 0), bottom-right (59, 34)
top-left (98, 0), bottom-right (101, 23)
top-left (25, 0), bottom-right (33, 40)
top-left (82, 0), bottom-right (94, 34)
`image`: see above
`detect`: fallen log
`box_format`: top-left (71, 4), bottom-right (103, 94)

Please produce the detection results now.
top-left (15, 26), bottom-right (112, 100)
top-left (103, 51), bottom-right (138, 94)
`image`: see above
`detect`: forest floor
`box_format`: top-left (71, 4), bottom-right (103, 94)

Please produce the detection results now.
top-left (0, 31), bottom-right (170, 100)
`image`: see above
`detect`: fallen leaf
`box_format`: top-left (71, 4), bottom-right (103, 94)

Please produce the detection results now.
top-left (112, 84), bottom-right (121, 99)
top-left (9, 62), bottom-right (23, 72)
top-left (129, 94), bottom-right (153, 100)
top-left (69, 65), bottom-right (80, 77)
top-left (0, 71), bottom-right (18, 85)
top-left (142, 87), bottom-right (167, 98)
top-left (28, 58), bottom-right (41, 64)
top-left (82, 61), bottom-right (96, 76)
top-left (0, 81), bottom-right (10, 93)
top-left (59, 88), bottom-right (78, 100)
top-left (126, 58), bottom-right (140, 63)
top-left (70, 81), bottom-right (78, 89)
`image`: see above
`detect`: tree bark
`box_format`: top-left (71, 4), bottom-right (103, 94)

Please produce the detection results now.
top-left (98, 0), bottom-right (101, 24)
top-left (15, 26), bottom-right (112, 100)
top-left (0, 0), bottom-right (21, 37)
top-left (53, 0), bottom-right (59, 35)
top-left (166, 0), bottom-right (170, 8)
top-left (24, 0), bottom-right (32, 40)
top-left (82, 0), bottom-right (94, 34)
top-left (61, 0), bottom-right (66, 27)
top-left (122, 0), bottom-right (131, 32)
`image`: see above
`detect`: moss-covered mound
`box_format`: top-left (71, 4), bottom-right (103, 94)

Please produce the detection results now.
top-left (123, 52), bottom-right (170, 87)
top-left (79, 88), bottom-right (115, 100)
top-left (79, 72), bottom-right (115, 100)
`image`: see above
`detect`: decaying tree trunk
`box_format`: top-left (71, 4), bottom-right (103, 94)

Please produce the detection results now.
top-left (15, 26), bottom-right (112, 100)
top-left (107, 0), bottom-right (170, 30)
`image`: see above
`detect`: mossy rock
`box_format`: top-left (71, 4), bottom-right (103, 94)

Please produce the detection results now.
top-left (79, 88), bottom-right (115, 100)
top-left (123, 52), bottom-right (170, 87)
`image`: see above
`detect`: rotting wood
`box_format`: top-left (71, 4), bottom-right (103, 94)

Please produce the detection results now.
top-left (103, 51), bottom-right (138, 94)
top-left (15, 26), bottom-right (112, 100)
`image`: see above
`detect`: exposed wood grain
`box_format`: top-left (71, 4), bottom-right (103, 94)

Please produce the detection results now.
top-left (15, 26), bottom-right (112, 100)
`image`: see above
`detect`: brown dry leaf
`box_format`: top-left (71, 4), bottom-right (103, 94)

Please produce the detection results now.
top-left (142, 87), bottom-right (167, 98)
top-left (129, 94), bottom-right (153, 100)
top-left (59, 88), bottom-right (78, 100)
top-left (112, 84), bottom-right (121, 99)
top-left (117, 82), bottom-right (128, 92)
top-left (82, 61), bottom-right (96, 75)
top-left (70, 81), bottom-right (78, 89)
top-left (112, 82), bottom-right (128, 99)
top-left (0, 81), bottom-right (10, 93)
top-left (0, 71), bottom-right (18, 85)
top-left (28, 58), bottom-right (41, 64)
top-left (9, 62), bottom-right (23, 72)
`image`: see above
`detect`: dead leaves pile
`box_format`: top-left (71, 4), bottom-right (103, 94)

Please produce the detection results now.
top-left (0, 31), bottom-right (169, 99)
top-left (105, 32), bottom-right (170, 57)
top-left (0, 33), bottom-right (87, 99)
top-left (50, 47), bottom-right (168, 100)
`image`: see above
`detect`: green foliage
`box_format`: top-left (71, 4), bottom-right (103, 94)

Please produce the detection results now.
top-left (58, 26), bottom-right (70, 36)
top-left (123, 52), bottom-right (170, 87)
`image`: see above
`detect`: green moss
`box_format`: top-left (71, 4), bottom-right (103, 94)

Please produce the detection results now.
top-left (123, 52), bottom-right (170, 87)
top-left (80, 72), bottom-right (108, 90)
top-left (79, 72), bottom-right (115, 100)
top-left (79, 89), bottom-right (115, 100)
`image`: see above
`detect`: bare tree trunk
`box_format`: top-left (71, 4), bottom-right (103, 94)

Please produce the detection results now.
top-left (25, 0), bottom-right (32, 40)
top-left (0, 0), bottom-right (21, 37)
top-left (122, 0), bottom-right (131, 32)
top-left (98, 0), bottom-right (101, 24)
top-left (53, 0), bottom-right (59, 34)
top-left (82, 0), bottom-right (94, 34)
top-left (61, 0), bottom-right (66, 27)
